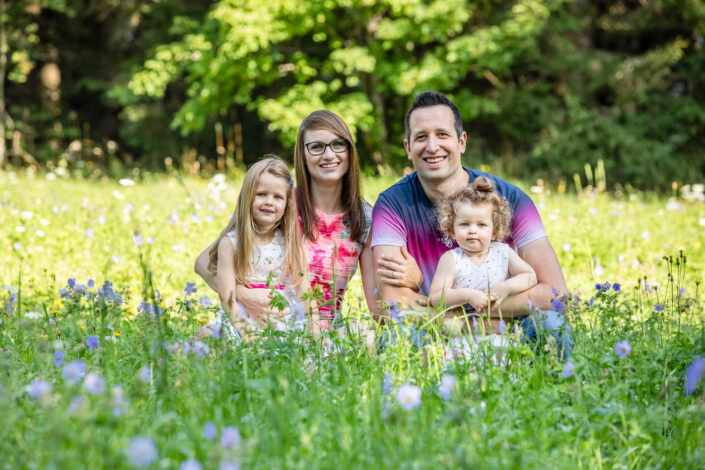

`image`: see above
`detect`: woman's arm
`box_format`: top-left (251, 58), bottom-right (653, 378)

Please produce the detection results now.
top-left (194, 241), bottom-right (218, 292)
top-left (490, 248), bottom-right (538, 302)
top-left (215, 238), bottom-right (252, 342)
top-left (358, 234), bottom-right (379, 316)
top-left (429, 252), bottom-right (492, 312)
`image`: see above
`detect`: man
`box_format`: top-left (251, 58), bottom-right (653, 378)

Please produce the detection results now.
top-left (371, 91), bottom-right (568, 334)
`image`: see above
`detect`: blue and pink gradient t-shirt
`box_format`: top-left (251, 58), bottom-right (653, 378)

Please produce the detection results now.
top-left (371, 167), bottom-right (547, 295)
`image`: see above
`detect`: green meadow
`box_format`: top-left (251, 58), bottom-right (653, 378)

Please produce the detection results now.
top-left (1, 170), bottom-right (704, 469)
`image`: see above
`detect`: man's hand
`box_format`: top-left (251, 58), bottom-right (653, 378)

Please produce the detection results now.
top-left (376, 246), bottom-right (424, 289)
top-left (236, 285), bottom-right (287, 327)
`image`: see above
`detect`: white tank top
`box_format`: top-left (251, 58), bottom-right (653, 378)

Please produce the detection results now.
top-left (451, 242), bottom-right (510, 291)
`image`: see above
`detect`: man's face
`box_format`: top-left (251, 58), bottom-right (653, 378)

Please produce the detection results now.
top-left (404, 105), bottom-right (466, 185)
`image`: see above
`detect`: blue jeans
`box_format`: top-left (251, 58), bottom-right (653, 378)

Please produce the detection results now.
top-left (519, 310), bottom-right (573, 359)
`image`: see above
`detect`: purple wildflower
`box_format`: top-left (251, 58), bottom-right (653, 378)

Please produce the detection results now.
top-left (614, 340), bottom-right (632, 358)
top-left (67, 278), bottom-right (76, 289)
top-left (438, 375), bottom-right (456, 401)
top-left (551, 299), bottom-right (564, 313)
top-left (678, 288), bottom-right (686, 297)
top-left (654, 304), bottom-right (664, 312)
top-left (86, 335), bottom-right (99, 351)
top-left (203, 421), bottom-right (216, 441)
top-left (67, 394), bottom-right (84, 415)
top-left (388, 301), bottom-right (403, 324)
top-left (184, 282), bottom-right (197, 296)
top-left (199, 296), bottom-right (211, 308)
top-left (179, 460), bottom-right (202, 470)
top-left (138, 365), bottom-right (151, 384)
top-left (53, 350), bottom-right (65, 368)
top-left (612, 283), bottom-right (621, 292)
top-left (63, 359), bottom-right (86, 384)
top-left (595, 284), bottom-right (602, 291)
top-left (383, 372), bottom-right (393, 395)
top-left (220, 426), bottom-right (242, 449)
top-left (84, 373), bottom-right (106, 394)
top-left (685, 357), bottom-right (705, 396)
top-left (219, 462), bottom-right (240, 470)
top-left (87, 279), bottom-right (95, 289)
top-left (396, 383), bottom-right (422, 410)
top-left (563, 361), bottom-right (576, 378)
top-left (27, 379), bottom-right (52, 399)
top-left (127, 437), bottom-right (158, 468)
top-left (498, 320), bottom-right (507, 334)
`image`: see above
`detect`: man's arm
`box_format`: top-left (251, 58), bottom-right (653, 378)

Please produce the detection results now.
top-left (358, 235), bottom-right (379, 317)
top-left (373, 245), bottom-right (427, 321)
top-left (493, 237), bottom-right (567, 318)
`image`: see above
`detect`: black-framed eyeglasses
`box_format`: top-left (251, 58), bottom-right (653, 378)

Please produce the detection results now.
top-left (304, 139), bottom-right (348, 156)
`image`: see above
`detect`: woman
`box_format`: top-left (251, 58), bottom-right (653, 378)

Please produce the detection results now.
top-left (195, 110), bottom-right (377, 328)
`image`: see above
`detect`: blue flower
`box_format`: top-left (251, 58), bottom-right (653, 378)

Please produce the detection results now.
top-left (199, 296), bottom-right (211, 308)
top-left (179, 460), bottom-right (202, 470)
top-left (551, 299), bottom-right (564, 313)
top-left (595, 284), bottom-right (602, 291)
top-left (388, 301), bottom-right (403, 324)
top-left (127, 437), bottom-right (158, 468)
top-left (84, 372), bottom-right (106, 395)
top-left (614, 340), bottom-right (632, 358)
top-left (27, 379), bottom-right (52, 399)
top-left (67, 278), bottom-right (76, 289)
top-left (87, 279), bottom-right (95, 289)
top-left (184, 282), bottom-right (197, 296)
top-left (498, 320), bottom-right (507, 334)
top-left (602, 282), bottom-right (611, 291)
top-left (685, 356), bottom-right (704, 396)
top-left (382, 372), bottom-right (393, 395)
top-left (59, 289), bottom-right (70, 300)
top-left (220, 426), bottom-right (242, 449)
top-left (53, 350), bottom-right (65, 368)
top-left (438, 375), bottom-right (456, 401)
top-left (678, 288), bottom-right (686, 298)
top-left (654, 304), bottom-right (664, 312)
top-left (86, 335), bottom-right (99, 351)
top-left (63, 359), bottom-right (86, 384)
top-left (563, 360), bottom-right (576, 378)
top-left (203, 421), bottom-right (216, 441)
top-left (612, 283), bottom-right (621, 292)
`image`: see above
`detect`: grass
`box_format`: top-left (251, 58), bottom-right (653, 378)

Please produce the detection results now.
top-left (1, 169), bottom-right (704, 469)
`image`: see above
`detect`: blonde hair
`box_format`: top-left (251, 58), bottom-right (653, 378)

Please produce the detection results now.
top-left (294, 110), bottom-right (366, 242)
top-left (438, 176), bottom-right (512, 242)
top-left (208, 156), bottom-right (307, 287)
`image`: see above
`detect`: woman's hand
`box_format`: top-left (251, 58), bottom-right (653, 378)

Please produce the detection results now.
top-left (235, 285), bottom-right (287, 327)
top-left (377, 246), bottom-right (424, 290)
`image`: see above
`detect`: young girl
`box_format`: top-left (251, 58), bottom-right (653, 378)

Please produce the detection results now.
top-left (206, 156), bottom-right (310, 342)
top-left (429, 176), bottom-right (537, 323)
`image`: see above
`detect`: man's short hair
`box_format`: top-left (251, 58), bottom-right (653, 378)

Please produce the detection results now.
top-left (404, 91), bottom-right (464, 142)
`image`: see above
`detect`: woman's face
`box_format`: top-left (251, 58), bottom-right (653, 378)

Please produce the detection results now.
top-left (303, 129), bottom-right (349, 186)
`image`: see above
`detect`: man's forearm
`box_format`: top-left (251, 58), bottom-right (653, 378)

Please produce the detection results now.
top-left (375, 285), bottom-right (427, 321)
top-left (492, 282), bottom-right (563, 319)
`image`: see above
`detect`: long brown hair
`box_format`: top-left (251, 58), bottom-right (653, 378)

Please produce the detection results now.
top-left (438, 176), bottom-right (512, 242)
top-left (208, 156), bottom-right (307, 287)
top-left (293, 110), bottom-right (365, 242)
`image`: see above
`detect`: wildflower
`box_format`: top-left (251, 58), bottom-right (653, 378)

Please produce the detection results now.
top-left (396, 384), bottom-right (422, 410)
top-left (595, 284), bottom-right (602, 291)
top-left (220, 426), bottom-right (242, 449)
top-left (67, 395), bottom-right (84, 415)
top-left (654, 304), bottom-right (664, 312)
top-left (614, 340), bottom-right (632, 358)
top-left (563, 361), bottom-right (576, 378)
top-left (24, 311), bottom-right (42, 319)
top-left (382, 373), bottom-right (393, 395)
top-left (551, 299), bottom-right (564, 313)
top-left (640, 231), bottom-right (650, 240)
top-left (112, 385), bottom-right (129, 416)
top-left (138, 365), bottom-right (151, 384)
top-left (127, 437), bottom-right (158, 468)
top-left (184, 282), bottom-right (197, 296)
top-left (678, 288), bottom-right (686, 297)
top-left (133, 234), bottom-right (144, 247)
top-left (442, 316), bottom-right (463, 337)
top-left (112, 254), bottom-right (121, 263)
top-left (498, 319), bottom-right (507, 334)
top-left (53, 351), bottom-right (65, 368)
top-left (562, 242), bottom-right (571, 251)
top-left (203, 421), bottom-right (216, 441)
top-left (594, 265), bottom-right (604, 276)
top-left (388, 301), bottom-right (404, 324)
top-left (684, 357), bottom-right (705, 396)
top-left (612, 283), bottom-right (621, 292)
top-left (119, 178), bottom-right (135, 187)
top-left (84, 373), bottom-right (106, 394)
top-left (147, 236), bottom-right (155, 245)
top-left (172, 243), bottom-right (182, 252)
top-left (219, 462), bottom-right (240, 470)
top-left (179, 460), bottom-right (202, 470)
top-left (602, 281), bottom-right (611, 291)
top-left (27, 379), bottom-right (52, 399)
top-left (63, 359), bottom-right (86, 384)
top-left (138, 301), bottom-right (155, 316)
top-left (85, 228), bottom-right (94, 238)
top-left (192, 341), bottom-right (210, 358)
top-left (87, 279), bottom-right (95, 289)
top-left (199, 296), bottom-right (211, 308)
top-left (438, 375), bottom-right (456, 401)
top-left (13, 242), bottom-right (21, 251)
top-left (86, 335), bottom-right (99, 351)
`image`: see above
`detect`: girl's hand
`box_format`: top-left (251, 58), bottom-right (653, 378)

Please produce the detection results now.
top-left (377, 246), bottom-right (424, 289)
top-left (467, 289), bottom-right (495, 313)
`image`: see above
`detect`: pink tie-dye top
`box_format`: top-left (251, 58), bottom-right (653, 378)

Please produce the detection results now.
top-left (304, 203), bottom-right (372, 320)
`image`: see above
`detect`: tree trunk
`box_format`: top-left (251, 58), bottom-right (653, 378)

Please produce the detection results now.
top-left (0, 0), bottom-right (7, 168)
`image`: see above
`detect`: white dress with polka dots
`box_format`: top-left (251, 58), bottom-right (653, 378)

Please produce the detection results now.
top-left (451, 241), bottom-right (510, 291)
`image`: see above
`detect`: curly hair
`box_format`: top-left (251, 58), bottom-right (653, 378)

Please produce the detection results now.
top-left (437, 176), bottom-right (512, 242)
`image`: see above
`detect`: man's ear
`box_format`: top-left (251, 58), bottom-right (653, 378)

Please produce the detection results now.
top-left (404, 139), bottom-right (411, 160)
